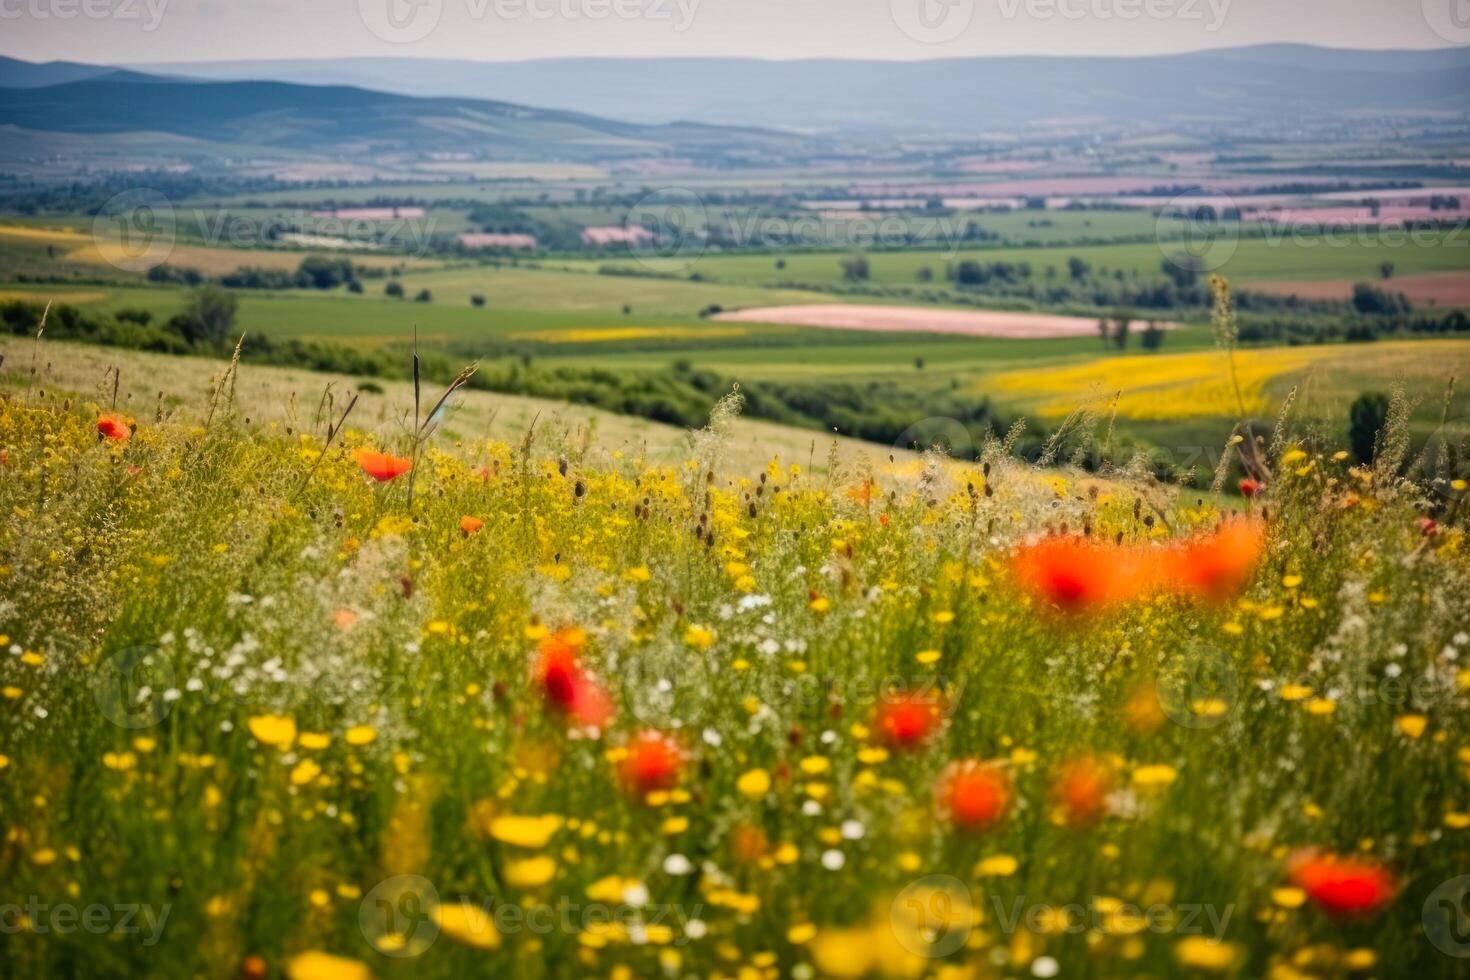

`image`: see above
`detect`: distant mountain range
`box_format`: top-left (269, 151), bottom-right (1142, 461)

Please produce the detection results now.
top-left (116, 45), bottom-right (1470, 133)
top-left (0, 46), bottom-right (1466, 171)
top-left (0, 59), bottom-right (816, 164)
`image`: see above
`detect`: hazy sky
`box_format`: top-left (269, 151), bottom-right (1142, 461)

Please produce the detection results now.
top-left (2, 0), bottom-right (1465, 64)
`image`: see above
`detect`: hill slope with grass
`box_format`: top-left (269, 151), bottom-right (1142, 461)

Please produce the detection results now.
top-left (1, 343), bottom-right (1469, 978)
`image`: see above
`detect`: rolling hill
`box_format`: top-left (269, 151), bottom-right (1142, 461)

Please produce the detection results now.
top-left (0, 66), bottom-right (820, 165)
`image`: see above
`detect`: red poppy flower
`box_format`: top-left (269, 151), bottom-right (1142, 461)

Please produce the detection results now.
top-left (353, 448), bottom-right (412, 482)
top-left (460, 515), bottom-right (484, 535)
top-left (533, 630), bottom-right (613, 728)
top-left (1163, 518), bottom-right (1264, 600)
top-left (1012, 535), bottom-right (1155, 612)
top-left (97, 414), bottom-right (132, 441)
top-left (1417, 516), bottom-right (1439, 537)
top-left (1051, 755), bottom-right (1114, 827)
top-left (618, 730), bottom-right (684, 797)
top-left (1238, 478), bottom-right (1263, 498)
top-left (874, 690), bottom-right (943, 751)
top-left (938, 760), bottom-right (1012, 831)
top-left (1286, 851), bottom-right (1396, 919)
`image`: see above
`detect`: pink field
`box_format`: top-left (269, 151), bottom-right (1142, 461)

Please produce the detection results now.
top-left (457, 232), bottom-right (538, 249)
top-left (309, 207), bottom-right (426, 220)
top-left (712, 304), bottom-right (1175, 339)
top-left (581, 226), bottom-right (654, 246)
top-left (1246, 273), bottom-right (1470, 308)
top-left (844, 175), bottom-right (1385, 199)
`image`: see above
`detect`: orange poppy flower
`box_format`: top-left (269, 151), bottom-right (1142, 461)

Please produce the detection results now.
top-left (1286, 850), bottom-right (1396, 919)
top-left (618, 730), bottom-right (684, 797)
top-left (1051, 755), bottom-right (1114, 827)
top-left (727, 823), bottom-right (770, 864)
top-left (1162, 518), bottom-right (1264, 600)
top-left (97, 414), bottom-right (132, 441)
top-left (459, 515), bottom-right (484, 535)
top-left (874, 689), bottom-right (944, 751)
top-left (938, 760), bottom-right (1012, 831)
top-left (1011, 535), bottom-right (1156, 612)
top-left (533, 630), bottom-right (613, 728)
top-left (353, 448), bottom-right (412, 482)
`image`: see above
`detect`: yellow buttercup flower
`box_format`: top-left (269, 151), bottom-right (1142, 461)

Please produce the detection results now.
top-left (247, 714), bottom-right (297, 750)
top-left (1131, 765), bottom-right (1178, 789)
top-left (736, 769), bottom-right (771, 798)
top-left (975, 854), bottom-right (1019, 877)
top-left (432, 901), bottom-right (502, 950)
top-left (1396, 714), bottom-right (1427, 738)
top-left (1174, 937), bottom-right (1240, 971)
top-left (290, 759), bottom-right (322, 786)
top-left (504, 856), bottom-right (557, 888)
top-left (285, 951), bottom-right (372, 980)
top-left (490, 814), bottom-right (563, 849)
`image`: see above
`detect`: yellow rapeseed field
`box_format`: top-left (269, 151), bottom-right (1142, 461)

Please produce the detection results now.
top-left (988, 347), bottom-right (1338, 420)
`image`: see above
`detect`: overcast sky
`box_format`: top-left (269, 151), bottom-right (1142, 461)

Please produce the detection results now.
top-left (2, 0), bottom-right (1465, 64)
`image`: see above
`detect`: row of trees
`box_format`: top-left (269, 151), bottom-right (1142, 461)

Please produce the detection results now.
top-left (1095, 316), bottom-right (1167, 351)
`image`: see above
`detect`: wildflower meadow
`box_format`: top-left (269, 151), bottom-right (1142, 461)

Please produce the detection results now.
top-left (2, 350), bottom-right (1470, 980)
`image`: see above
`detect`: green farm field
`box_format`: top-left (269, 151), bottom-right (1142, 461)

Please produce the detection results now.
top-left (566, 232), bottom-right (1470, 288)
